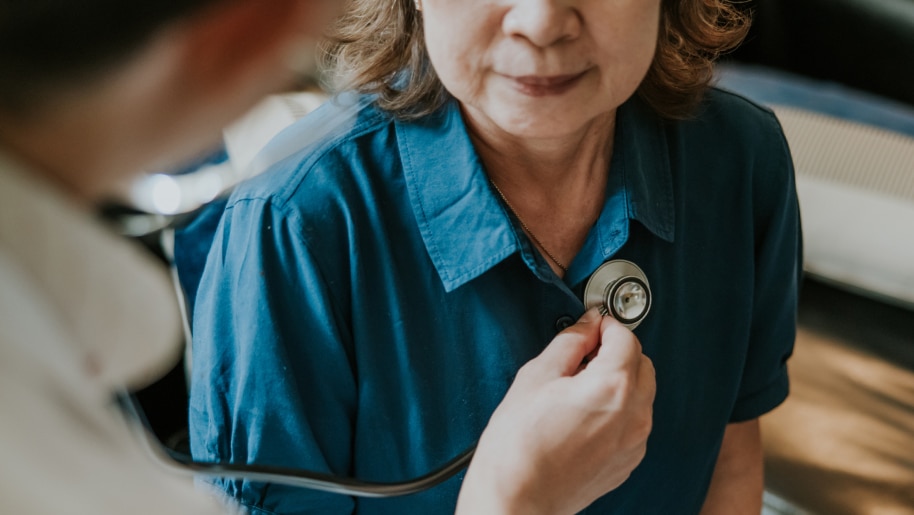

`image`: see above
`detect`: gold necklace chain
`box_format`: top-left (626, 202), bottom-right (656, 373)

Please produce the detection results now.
top-left (490, 180), bottom-right (569, 273)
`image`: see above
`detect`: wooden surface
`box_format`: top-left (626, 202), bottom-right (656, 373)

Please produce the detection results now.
top-left (763, 280), bottom-right (914, 514)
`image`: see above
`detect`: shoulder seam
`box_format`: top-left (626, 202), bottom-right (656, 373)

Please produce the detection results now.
top-left (709, 86), bottom-right (777, 118)
top-left (281, 110), bottom-right (391, 209)
top-left (223, 196), bottom-right (353, 345)
top-left (228, 102), bottom-right (392, 211)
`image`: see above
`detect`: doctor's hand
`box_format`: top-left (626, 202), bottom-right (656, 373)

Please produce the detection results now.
top-left (456, 309), bottom-right (656, 515)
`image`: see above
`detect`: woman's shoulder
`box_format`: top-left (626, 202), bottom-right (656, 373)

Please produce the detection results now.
top-left (654, 87), bottom-right (795, 210)
top-left (662, 86), bottom-right (792, 178)
top-left (226, 93), bottom-right (398, 213)
top-left (689, 87), bottom-right (787, 148)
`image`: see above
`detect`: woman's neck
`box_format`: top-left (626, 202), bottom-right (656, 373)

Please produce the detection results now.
top-left (463, 107), bottom-right (617, 277)
top-left (465, 107), bottom-right (615, 196)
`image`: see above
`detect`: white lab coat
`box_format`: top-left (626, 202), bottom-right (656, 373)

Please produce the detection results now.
top-left (0, 150), bottom-right (232, 514)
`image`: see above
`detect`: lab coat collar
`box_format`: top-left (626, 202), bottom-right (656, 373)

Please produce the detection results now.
top-left (0, 149), bottom-right (182, 390)
top-left (395, 96), bottom-right (675, 292)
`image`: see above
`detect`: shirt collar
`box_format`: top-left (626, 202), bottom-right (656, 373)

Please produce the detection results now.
top-left (396, 100), bottom-right (519, 292)
top-left (396, 96), bottom-right (675, 292)
top-left (615, 96), bottom-right (675, 244)
top-left (0, 149), bottom-right (182, 390)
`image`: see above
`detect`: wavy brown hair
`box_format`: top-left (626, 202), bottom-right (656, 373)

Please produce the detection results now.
top-left (319, 0), bottom-right (750, 120)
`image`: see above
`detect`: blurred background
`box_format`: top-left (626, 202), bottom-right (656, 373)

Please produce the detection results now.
top-left (726, 0), bottom-right (914, 513)
top-left (128, 0), bottom-right (914, 513)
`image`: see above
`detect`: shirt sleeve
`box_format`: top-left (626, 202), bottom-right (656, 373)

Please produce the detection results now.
top-left (730, 113), bottom-right (803, 423)
top-left (189, 196), bottom-right (357, 515)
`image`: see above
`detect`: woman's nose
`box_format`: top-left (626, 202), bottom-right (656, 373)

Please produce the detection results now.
top-left (502, 0), bottom-right (582, 48)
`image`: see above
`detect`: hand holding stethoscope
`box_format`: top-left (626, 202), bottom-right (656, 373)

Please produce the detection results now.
top-left (584, 260), bottom-right (651, 330)
top-left (124, 259), bottom-right (652, 497)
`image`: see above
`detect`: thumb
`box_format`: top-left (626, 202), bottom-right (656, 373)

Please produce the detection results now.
top-left (533, 309), bottom-right (603, 377)
top-left (583, 315), bottom-right (642, 375)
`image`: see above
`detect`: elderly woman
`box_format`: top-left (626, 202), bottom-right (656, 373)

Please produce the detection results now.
top-left (189, 0), bottom-right (800, 513)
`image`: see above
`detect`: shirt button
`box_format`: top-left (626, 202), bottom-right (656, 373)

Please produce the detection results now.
top-left (554, 315), bottom-right (575, 333)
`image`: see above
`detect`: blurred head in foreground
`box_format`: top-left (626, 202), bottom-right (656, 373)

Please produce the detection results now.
top-left (0, 0), bottom-right (337, 199)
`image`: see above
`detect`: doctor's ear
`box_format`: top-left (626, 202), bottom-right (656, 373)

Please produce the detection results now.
top-left (176, 0), bottom-right (328, 96)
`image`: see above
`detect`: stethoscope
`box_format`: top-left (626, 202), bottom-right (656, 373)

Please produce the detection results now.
top-left (584, 259), bottom-right (652, 330)
top-left (117, 90), bottom-right (655, 499)
top-left (123, 259), bottom-right (651, 498)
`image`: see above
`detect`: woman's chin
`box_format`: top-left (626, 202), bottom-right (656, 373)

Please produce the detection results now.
top-left (489, 111), bottom-right (607, 141)
top-left (459, 90), bottom-right (617, 141)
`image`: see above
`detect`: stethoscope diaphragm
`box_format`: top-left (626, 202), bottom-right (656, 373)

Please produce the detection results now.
top-left (583, 260), bottom-right (651, 330)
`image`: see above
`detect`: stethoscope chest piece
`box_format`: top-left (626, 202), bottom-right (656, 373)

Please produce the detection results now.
top-left (584, 260), bottom-right (651, 330)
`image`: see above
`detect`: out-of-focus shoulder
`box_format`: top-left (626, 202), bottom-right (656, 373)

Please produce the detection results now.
top-left (225, 94), bottom-right (393, 210)
top-left (707, 86), bottom-right (775, 114)
top-left (698, 87), bottom-right (784, 135)
top-left (672, 86), bottom-right (790, 167)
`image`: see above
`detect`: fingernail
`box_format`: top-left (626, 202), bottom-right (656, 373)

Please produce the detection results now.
top-left (581, 308), bottom-right (601, 322)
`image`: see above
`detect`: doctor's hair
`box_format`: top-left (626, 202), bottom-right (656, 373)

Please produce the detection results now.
top-left (0, 0), bottom-right (224, 117)
top-left (320, 0), bottom-right (750, 120)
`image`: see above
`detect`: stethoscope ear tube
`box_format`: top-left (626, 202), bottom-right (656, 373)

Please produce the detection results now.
top-left (583, 260), bottom-right (652, 330)
top-left (119, 393), bottom-right (475, 498)
top-left (119, 260), bottom-right (651, 498)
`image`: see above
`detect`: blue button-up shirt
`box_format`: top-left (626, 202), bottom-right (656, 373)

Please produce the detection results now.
top-left (188, 89), bottom-right (801, 514)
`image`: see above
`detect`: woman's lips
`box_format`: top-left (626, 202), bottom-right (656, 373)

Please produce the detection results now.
top-left (507, 71), bottom-right (587, 97)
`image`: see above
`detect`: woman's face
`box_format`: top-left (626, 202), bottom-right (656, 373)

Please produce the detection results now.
top-left (421, 0), bottom-right (661, 140)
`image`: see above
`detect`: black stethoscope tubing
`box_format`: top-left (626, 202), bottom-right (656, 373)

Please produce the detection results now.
top-left (120, 260), bottom-right (649, 498)
top-left (121, 392), bottom-right (477, 498)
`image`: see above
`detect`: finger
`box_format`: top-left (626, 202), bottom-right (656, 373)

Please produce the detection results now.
top-left (584, 316), bottom-right (642, 374)
top-left (532, 309), bottom-right (603, 377)
top-left (636, 354), bottom-right (657, 403)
